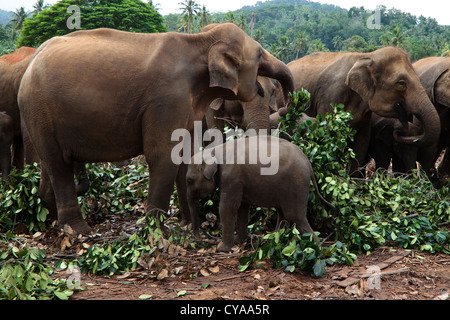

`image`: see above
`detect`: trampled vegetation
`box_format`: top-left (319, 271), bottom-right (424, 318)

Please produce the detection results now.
top-left (1, 91), bottom-right (448, 299)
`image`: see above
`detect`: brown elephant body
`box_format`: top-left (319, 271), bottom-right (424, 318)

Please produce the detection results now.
top-left (0, 47), bottom-right (36, 176)
top-left (18, 24), bottom-right (294, 233)
top-left (287, 47), bottom-right (441, 175)
top-left (413, 57), bottom-right (450, 178)
top-left (186, 135), bottom-right (332, 252)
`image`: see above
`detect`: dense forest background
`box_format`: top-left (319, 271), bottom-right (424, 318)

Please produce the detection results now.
top-left (165, 0), bottom-right (450, 62)
top-left (0, 0), bottom-right (449, 61)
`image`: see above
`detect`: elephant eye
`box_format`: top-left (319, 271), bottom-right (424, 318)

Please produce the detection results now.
top-left (397, 80), bottom-right (407, 87)
top-left (187, 178), bottom-right (194, 185)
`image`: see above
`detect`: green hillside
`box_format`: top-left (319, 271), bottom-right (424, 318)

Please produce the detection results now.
top-left (167, 0), bottom-right (450, 61)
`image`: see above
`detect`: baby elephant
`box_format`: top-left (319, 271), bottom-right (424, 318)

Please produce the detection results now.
top-left (186, 135), bottom-right (334, 252)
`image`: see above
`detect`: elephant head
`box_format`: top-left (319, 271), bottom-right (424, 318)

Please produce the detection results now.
top-left (202, 23), bottom-right (294, 106)
top-left (413, 57), bottom-right (450, 108)
top-left (345, 47), bottom-right (440, 147)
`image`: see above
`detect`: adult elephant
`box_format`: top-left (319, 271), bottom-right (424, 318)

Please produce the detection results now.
top-left (287, 47), bottom-right (441, 176)
top-left (0, 47), bottom-right (36, 176)
top-left (412, 57), bottom-right (450, 178)
top-left (18, 23), bottom-right (294, 234)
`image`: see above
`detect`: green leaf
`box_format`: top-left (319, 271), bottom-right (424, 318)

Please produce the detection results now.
top-left (312, 261), bottom-right (325, 277)
top-left (281, 245), bottom-right (297, 257)
top-left (138, 294), bottom-right (153, 300)
top-left (54, 291), bottom-right (69, 300)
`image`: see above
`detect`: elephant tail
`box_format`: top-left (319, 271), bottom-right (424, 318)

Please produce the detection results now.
top-left (310, 171), bottom-right (336, 212)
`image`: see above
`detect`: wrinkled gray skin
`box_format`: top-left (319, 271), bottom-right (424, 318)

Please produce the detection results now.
top-left (18, 24), bottom-right (294, 234)
top-left (288, 47), bottom-right (441, 176)
top-left (186, 136), bottom-right (334, 252)
top-left (0, 111), bottom-right (13, 180)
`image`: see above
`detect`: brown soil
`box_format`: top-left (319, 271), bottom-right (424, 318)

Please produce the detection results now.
top-left (70, 246), bottom-right (449, 301)
top-left (39, 214), bottom-right (448, 301)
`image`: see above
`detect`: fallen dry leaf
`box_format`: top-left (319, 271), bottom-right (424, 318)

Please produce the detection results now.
top-left (209, 266), bottom-right (220, 274)
top-left (200, 268), bottom-right (210, 277)
top-left (157, 269), bottom-right (169, 280)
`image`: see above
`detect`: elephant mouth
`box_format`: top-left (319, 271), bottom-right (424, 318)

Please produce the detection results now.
top-left (393, 102), bottom-right (409, 129)
top-left (392, 120), bottom-right (424, 144)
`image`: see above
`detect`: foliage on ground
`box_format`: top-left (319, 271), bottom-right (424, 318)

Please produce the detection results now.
top-left (0, 91), bottom-right (449, 299)
top-left (0, 233), bottom-right (75, 300)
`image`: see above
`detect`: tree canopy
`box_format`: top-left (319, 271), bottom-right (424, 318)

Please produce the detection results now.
top-left (164, 0), bottom-right (450, 62)
top-left (17, 0), bottom-right (166, 47)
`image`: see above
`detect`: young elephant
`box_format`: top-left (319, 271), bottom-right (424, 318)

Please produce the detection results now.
top-left (186, 135), bottom-right (334, 252)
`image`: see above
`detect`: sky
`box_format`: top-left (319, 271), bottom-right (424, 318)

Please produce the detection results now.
top-left (1, 0), bottom-right (449, 25)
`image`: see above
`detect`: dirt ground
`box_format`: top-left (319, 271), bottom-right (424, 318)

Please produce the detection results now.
top-left (40, 214), bottom-right (449, 301)
top-left (70, 245), bottom-right (449, 301)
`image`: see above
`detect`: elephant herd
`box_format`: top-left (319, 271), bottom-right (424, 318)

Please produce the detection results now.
top-left (0, 23), bottom-right (448, 250)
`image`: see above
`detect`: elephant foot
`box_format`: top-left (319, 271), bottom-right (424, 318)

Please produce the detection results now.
top-left (234, 233), bottom-right (248, 244)
top-left (217, 241), bottom-right (233, 252)
top-left (59, 207), bottom-right (92, 235)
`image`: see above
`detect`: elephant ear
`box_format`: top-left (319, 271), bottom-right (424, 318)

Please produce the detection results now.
top-left (345, 58), bottom-right (375, 102)
top-left (417, 64), bottom-right (449, 103)
top-left (202, 162), bottom-right (218, 181)
top-left (210, 98), bottom-right (224, 111)
top-left (208, 41), bottom-right (240, 96)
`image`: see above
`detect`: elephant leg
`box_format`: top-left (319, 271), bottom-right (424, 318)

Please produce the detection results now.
top-left (41, 160), bottom-right (91, 233)
top-left (12, 134), bottom-right (24, 170)
top-left (234, 203), bottom-right (250, 244)
top-left (281, 193), bottom-right (318, 244)
top-left (39, 167), bottom-right (57, 221)
top-left (275, 208), bottom-right (288, 230)
top-left (0, 145), bottom-right (11, 180)
top-left (176, 163), bottom-right (191, 226)
top-left (187, 195), bottom-right (201, 237)
top-left (145, 152), bottom-right (179, 220)
top-left (217, 190), bottom-right (242, 252)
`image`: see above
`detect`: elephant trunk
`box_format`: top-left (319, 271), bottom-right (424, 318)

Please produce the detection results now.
top-left (258, 49), bottom-right (294, 108)
top-left (242, 102), bottom-right (271, 131)
top-left (394, 88), bottom-right (440, 148)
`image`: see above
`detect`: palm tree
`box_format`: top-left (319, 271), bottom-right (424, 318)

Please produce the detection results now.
top-left (223, 11), bottom-right (236, 24)
top-left (11, 7), bottom-right (30, 30)
top-left (332, 35), bottom-right (343, 51)
top-left (273, 36), bottom-right (292, 62)
top-left (294, 31), bottom-right (308, 59)
top-left (197, 5), bottom-right (210, 29)
top-left (179, 0), bottom-right (200, 33)
top-left (379, 23), bottom-right (407, 47)
top-left (32, 0), bottom-right (46, 15)
top-left (441, 43), bottom-right (450, 57)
